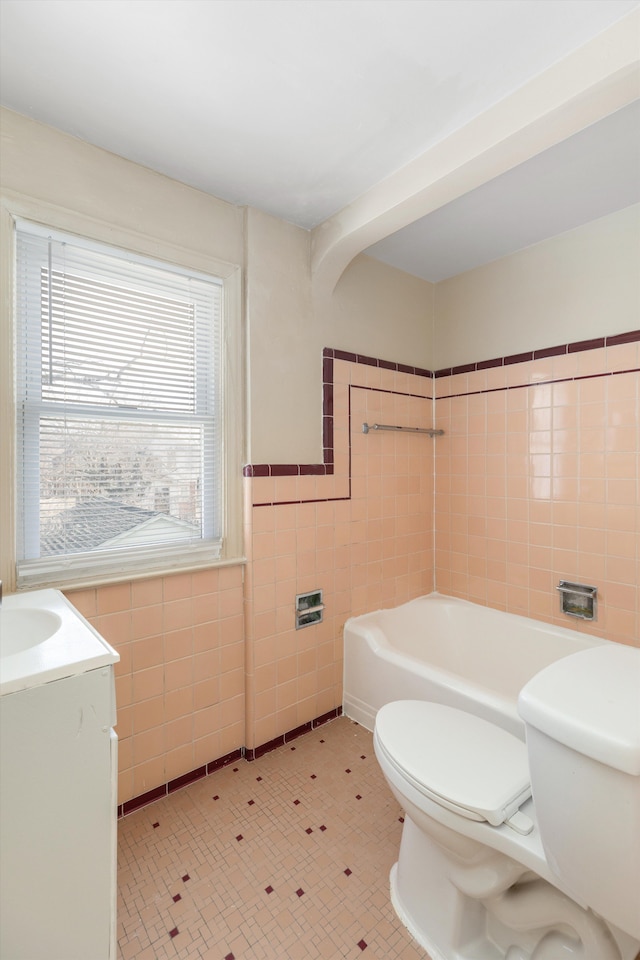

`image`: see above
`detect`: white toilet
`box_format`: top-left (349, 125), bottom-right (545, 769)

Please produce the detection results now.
top-left (373, 643), bottom-right (640, 960)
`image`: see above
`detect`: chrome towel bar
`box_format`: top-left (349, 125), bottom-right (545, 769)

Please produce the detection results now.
top-left (362, 422), bottom-right (444, 437)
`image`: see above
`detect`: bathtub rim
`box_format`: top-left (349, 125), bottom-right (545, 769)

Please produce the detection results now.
top-left (342, 592), bottom-right (609, 736)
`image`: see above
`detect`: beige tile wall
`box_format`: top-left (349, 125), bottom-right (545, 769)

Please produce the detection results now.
top-left (434, 340), bottom-right (639, 646)
top-left (66, 566), bottom-right (245, 805)
top-left (66, 338), bottom-right (638, 808)
top-left (244, 358), bottom-right (435, 748)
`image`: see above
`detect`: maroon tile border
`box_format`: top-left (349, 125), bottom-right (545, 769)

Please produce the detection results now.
top-left (118, 748), bottom-right (242, 818)
top-left (607, 330), bottom-right (640, 346)
top-left (243, 347), bottom-right (434, 484)
top-left (325, 347), bottom-right (434, 379)
top-left (248, 734), bottom-right (285, 761)
top-left (119, 784), bottom-right (166, 817)
top-left (245, 707), bottom-right (342, 761)
top-left (533, 344), bottom-right (566, 360)
top-left (568, 336), bottom-right (605, 354)
top-left (168, 765), bottom-right (207, 794)
top-left (434, 329), bottom-right (639, 377)
top-left (207, 749), bottom-right (244, 775)
top-left (243, 331), bottom-right (639, 485)
top-left (476, 356), bottom-right (503, 370)
top-left (504, 351), bottom-right (533, 366)
top-left (243, 463), bottom-right (333, 478)
top-left (117, 709), bottom-right (342, 817)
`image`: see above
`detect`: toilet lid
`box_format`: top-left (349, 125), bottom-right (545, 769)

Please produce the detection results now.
top-left (375, 700), bottom-right (531, 827)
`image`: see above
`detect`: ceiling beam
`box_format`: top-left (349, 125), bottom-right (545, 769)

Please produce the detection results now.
top-left (310, 9), bottom-right (640, 299)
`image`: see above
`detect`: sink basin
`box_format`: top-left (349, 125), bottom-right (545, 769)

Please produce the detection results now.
top-left (0, 609), bottom-right (62, 656)
top-left (0, 588), bottom-right (118, 695)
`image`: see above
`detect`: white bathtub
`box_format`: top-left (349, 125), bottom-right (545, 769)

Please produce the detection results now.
top-left (343, 593), bottom-right (608, 739)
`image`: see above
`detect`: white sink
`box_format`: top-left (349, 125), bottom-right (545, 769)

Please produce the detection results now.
top-left (0, 589), bottom-right (118, 695)
top-left (0, 609), bottom-right (63, 656)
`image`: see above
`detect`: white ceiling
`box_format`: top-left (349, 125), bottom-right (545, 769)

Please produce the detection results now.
top-left (367, 99), bottom-right (640, 281)
top-left (1, 0), bottom-right (639, 281)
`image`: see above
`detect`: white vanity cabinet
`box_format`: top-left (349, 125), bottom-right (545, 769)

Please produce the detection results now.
top-left (0, 591), bottom-right (118, 960)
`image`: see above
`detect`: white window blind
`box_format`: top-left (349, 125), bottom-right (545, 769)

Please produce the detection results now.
top-left (15, 222), bottom-right (224, 585)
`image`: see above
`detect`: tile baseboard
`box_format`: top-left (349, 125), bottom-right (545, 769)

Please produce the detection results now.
top-left (117, 706), bottom-right (343, 818)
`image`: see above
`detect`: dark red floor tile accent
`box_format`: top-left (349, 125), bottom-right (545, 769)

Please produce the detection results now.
top-left (320, 825), bottom-right (327, 831)
top-left (360, 755), bottom-right (366, 760)
top-left (293, 799), bottom-right (300, 805)
top-left (356, 795), bottom-right (362, 800)
top-left (265, 885), bottom-right (274, 894)
top-left (248, 799), bottom-right (255, 805)
top-left (358, 939), bottom-right (368, 950)
top-left (256, 776), bottom-right (262, 781)
top-left (399, 816), bottom-right (404, 823)
top-left (236, 834), bottom-right (243, 841)
top-left (152, 822), bottom-right (159, 828)
top-left (169, 927), bottom-right (179, 938)
top-left (173, 894), bottom-right (181, 903)
top-left (213, 794), bottom-right (219, 800)
top-left (182, 874), bottom-right (190, 882)
top-left (345, 768), bottom-right (351, 773)
top-left (224, 953), bottom-right (235, 960)
top-left (296, 888), bottom-right (305, 897)
top-left (305, 827), bottom-right (313, 834)
top-left (344, 868), bottom-right (352, 876)
top-left (310, 774), bottom-right (317, 779)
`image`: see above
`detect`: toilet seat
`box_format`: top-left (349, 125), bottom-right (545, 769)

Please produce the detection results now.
top-left (375, 700), bottom-right (531, 828)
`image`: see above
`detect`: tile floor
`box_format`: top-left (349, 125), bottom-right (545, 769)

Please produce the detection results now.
top-left (117, 717), bottom-right (428, 960)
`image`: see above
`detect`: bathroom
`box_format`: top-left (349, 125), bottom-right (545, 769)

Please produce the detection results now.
top-left (0, 3), bottom-right (639, 959)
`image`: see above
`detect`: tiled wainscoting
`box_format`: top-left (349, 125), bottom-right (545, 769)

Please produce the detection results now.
top-left (434, 334), bottom-right (639, 645)
top-left (67, 566), bottom-right (246, 808)
top-left (69, 332), bottom-right (638, 814)
top-left (243, 353), bottom-right (435, 751)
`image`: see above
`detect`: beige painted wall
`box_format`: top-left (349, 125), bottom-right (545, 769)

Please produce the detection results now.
top-left (0, 107), bottom-right (243, 267)
top-left (434, 204), bottom-right (640, 369)
top-left (246, 208), bottom-right (435, 464)
top-left (329, 253), bottom-right (435, 366)
top-left (245, 208), bottom-right (314, 466)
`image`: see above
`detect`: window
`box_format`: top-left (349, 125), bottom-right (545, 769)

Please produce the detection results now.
top-left (15, 221), bottom-right (235, 587)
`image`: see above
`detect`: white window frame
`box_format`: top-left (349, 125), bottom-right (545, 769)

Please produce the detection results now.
top-left (1, 197), bottom-right (245, 591)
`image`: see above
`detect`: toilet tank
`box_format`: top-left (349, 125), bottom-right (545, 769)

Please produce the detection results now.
top-left (518, 644), bottom-right (640, 941)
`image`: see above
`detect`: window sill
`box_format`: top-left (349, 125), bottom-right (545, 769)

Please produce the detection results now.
top-left (16, 553), bottom-right (247, 593)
